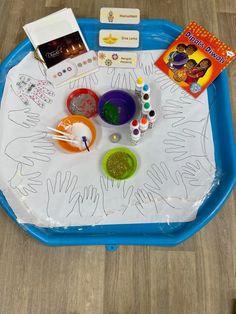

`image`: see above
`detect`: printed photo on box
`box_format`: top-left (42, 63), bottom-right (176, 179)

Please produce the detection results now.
top-left (38, 31), bottom-right (88, 68)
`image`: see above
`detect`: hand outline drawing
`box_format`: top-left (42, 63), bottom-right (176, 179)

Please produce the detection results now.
top-left (154, 68), bottom-right (181, 94)
top-left (100, 176), bottom-right (134, 215)
top-left (163, 128), bottom-right (207, 161)
top-left (107, 67), bottom-right (137, 90)
top-left (182, 160), bottom-right (212, 187)
top-left (135, 187), bottom-right (196, 222)
top-left (138, 51), bottom-right (155, 76)
top-left (8, 107), bottom-right (40, 128)
top-left (78, 185), bottom-right (100, 217)
top-left (11, 74), bottom-right (55, 108)
top-left (162, 98), bottom-right (206, 127)
top-left (134, 188), bottom-right (158, 217)
top-left (5, 132), bottom-right (56, 167)
top-left (46, 171), bottom-right (79, 219)
top-left (69, 72), bottom-right (99, 90)
top-left (144, 162), bottom-right (187, 203)
top-left (9, 163), bottom-right (42, 196)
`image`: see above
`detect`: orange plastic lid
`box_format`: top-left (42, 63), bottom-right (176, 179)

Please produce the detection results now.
top-left (141, 117), bottom-right (148, 124)
top-left (56, 115), bottom-right (96, 153)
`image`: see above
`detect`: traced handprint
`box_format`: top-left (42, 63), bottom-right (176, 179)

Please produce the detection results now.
top-left (107, 68), bottom-right (137, 90)
top-left (134, 188), bottom-right (158, 217)
top-left (9, 163), bottom-right (42, 196)
top-left (135, 187), bottom-right (196, 221)
top-left (176, 94), bottom-right (207, 105)
top-left (11, 74), bottom-right (55, 108)
top-left (142, 162), bottom-right (209, 221)
top-left (46, 171), bottom-right (79, 219)
top-left (154, 68), bottom-right (181, 94)
top-left (162, 98), bottom-right (206, 127)
top-left (182, 160), bottom-right (212, 187)
top-left (8, 107), bottom-right (40, 128)
top-left (144, 162), bottom-right (187, 204)
top-left (78, 185), bottom-right (100, 217)
top-left (100, 176), bottom-right (134, 215)
top-left (138, 51), bottom-right (155, 76)
top-left (69, 72), bottom-right (99, 90)
top-left (163, 128), bottom-right (207, 161)
top-left (5, 132), bottom-right (56, 167)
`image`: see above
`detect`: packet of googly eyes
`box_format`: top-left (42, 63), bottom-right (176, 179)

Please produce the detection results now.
top-left (23, 8), bottom-right (99, 87)
top-left (155, 21), bottom-right (236, 98)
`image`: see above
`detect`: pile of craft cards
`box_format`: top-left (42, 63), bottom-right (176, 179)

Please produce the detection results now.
top-left (23, 8), bottom-right (98, 87)
top-left (24, 8), bottom-right (89, 68)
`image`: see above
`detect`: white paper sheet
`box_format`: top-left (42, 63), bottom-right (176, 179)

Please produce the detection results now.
top-left (0, 50), bottom-right (216, 227)
top-left (23, 8), bottom-right (80, 48)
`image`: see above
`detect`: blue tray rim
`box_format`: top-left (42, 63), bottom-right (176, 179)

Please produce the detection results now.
top-left (0, 18), bottom-right (235, 247)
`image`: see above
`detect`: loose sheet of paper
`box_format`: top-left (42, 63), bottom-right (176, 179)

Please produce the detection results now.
top-left (0, 50), bottom-right (216, 227)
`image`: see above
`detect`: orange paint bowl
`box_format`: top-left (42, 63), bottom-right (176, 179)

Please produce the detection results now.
top-left (55, 115), bottom-right (97, 153)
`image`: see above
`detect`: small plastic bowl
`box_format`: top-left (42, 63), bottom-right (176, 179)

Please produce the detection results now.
top-left (66, 88), bottom-right (99, 118)
top-left (98, 90), bottom-right (136, 126)
top-left (102, 147), bottom-right (138, 180)
top-left (56, 115), bottom-right (96, 153)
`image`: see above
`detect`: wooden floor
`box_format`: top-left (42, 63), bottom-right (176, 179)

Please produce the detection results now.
top-left (0, 1), bottom-right (235, 313)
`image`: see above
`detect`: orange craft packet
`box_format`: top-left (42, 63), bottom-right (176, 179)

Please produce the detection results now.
top-left (155, 21), bottom-right (236, 98)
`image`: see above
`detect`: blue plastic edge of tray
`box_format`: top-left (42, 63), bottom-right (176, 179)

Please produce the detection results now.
top-left (0, 18), bottom-right (235, 247)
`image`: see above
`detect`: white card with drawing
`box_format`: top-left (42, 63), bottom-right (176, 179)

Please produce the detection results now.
top-left (46, 50), bottom-right (98, 87)
top-left (100, 8), bottom-right (140, 24)
top-left (99, 30), bottom-right (139, 48)
top-left (98, 51), bottom-right (137, 68)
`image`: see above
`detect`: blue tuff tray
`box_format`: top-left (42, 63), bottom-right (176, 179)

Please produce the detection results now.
top-left (0, 19), bottom-right (235, 249)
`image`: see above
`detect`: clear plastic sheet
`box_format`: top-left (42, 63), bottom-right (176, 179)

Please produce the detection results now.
top-left (0, 49), bottom-right (217, 228)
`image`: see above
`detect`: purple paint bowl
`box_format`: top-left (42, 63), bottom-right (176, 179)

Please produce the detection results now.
top-left (98, 90), bottom-right (136, 126)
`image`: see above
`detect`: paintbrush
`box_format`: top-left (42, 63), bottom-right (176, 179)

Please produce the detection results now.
top-left (82, 136), bottom-right (90, 152)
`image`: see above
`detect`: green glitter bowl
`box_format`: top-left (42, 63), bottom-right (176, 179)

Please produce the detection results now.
top-left (102, 147), bottom-right (138, 180)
